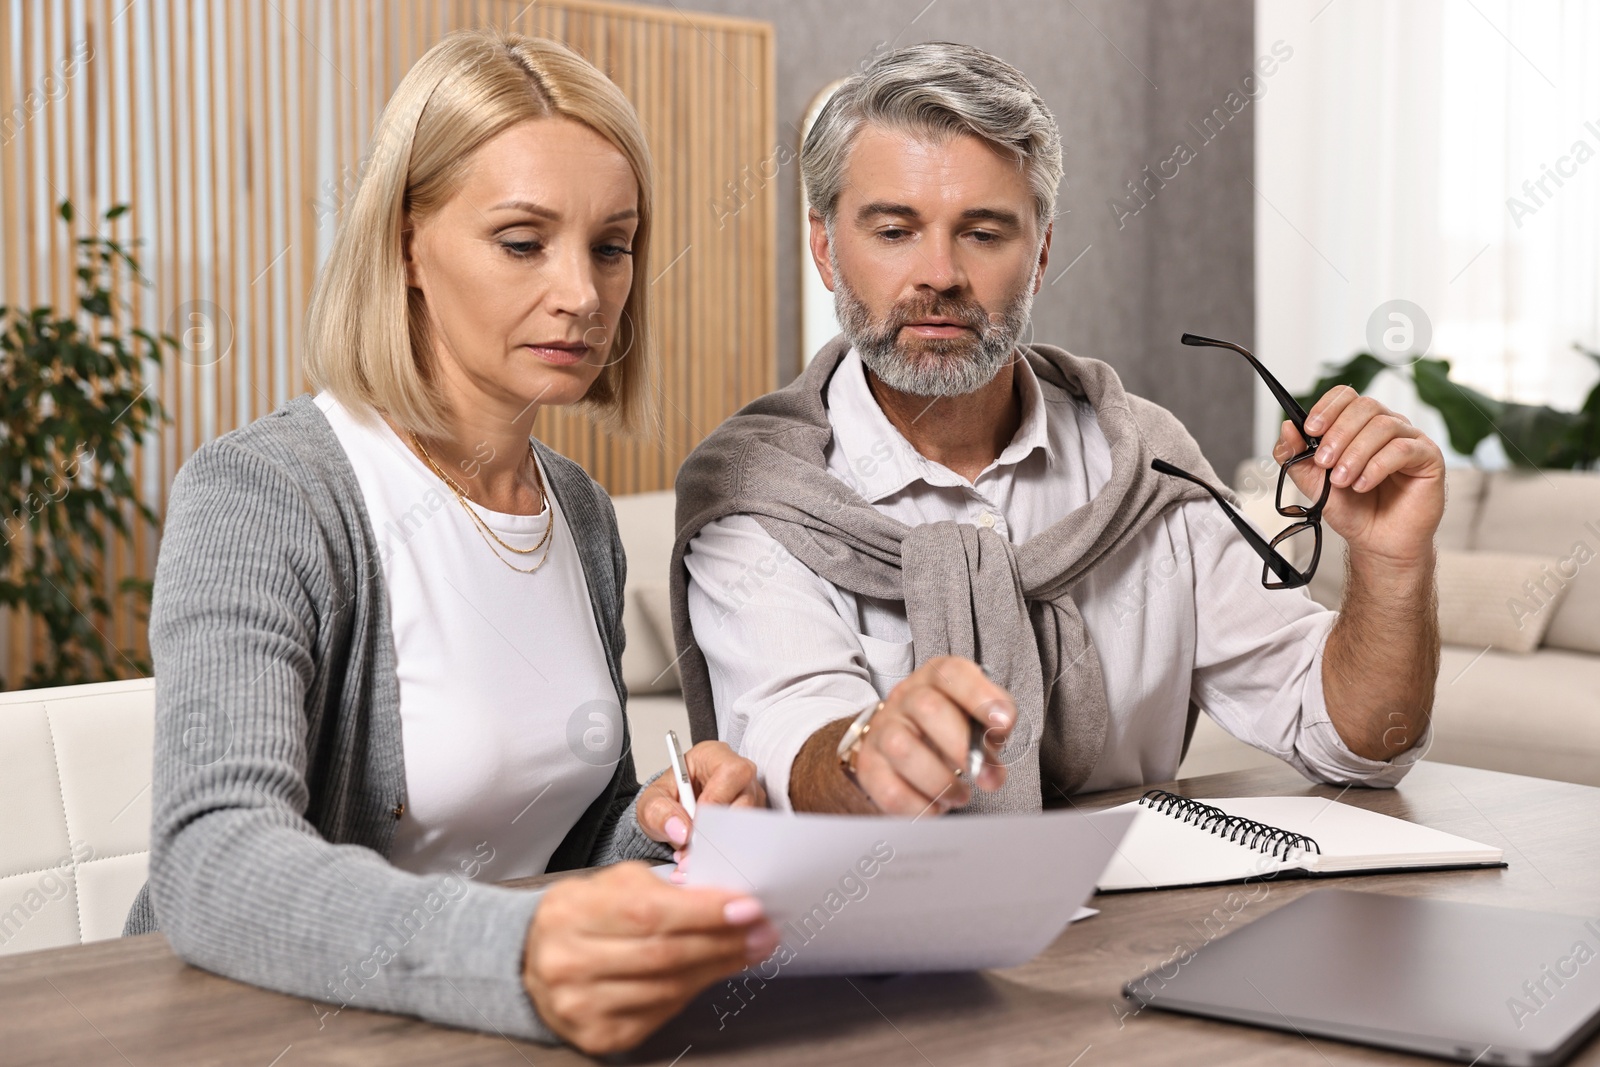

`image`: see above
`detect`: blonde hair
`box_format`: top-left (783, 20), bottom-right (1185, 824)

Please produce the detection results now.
top-left (305, 29), bottom-right (655, 437)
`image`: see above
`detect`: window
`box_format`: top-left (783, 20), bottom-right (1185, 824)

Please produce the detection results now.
top-left (1256, 0), bottom-right (1600, 464)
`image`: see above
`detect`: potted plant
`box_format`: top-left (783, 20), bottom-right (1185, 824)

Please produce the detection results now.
top-left (1293, 347), bottom-right (1600, 471)
top-left (0, 201), bottom-right (173, 688)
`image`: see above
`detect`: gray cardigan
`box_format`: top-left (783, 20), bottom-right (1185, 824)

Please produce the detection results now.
top-left (121, 396), bottom-right (668, 1041)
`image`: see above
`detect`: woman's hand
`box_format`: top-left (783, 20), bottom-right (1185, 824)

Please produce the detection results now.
top-left (636, 740), bottom-right (766, 851)
top-left (522, 862), bottom-right (779, 1054)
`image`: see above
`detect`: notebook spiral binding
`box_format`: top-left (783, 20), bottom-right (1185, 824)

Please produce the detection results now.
top-left (1139, 789), bottom-right (1323, 861)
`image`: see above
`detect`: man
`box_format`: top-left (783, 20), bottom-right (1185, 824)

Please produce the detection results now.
top-left (668, 42), bottom-right (1442, 816)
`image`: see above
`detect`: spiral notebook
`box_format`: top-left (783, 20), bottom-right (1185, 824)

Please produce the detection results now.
top-left (1095, 790), bottom-right (1505, 892)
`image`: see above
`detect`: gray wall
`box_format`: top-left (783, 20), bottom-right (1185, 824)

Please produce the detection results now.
top-left (631, 0), bottom-right (1258, 475)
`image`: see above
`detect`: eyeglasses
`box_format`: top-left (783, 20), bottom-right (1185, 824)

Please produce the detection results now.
top-left (1150, 333), bottom-right (1329, 590)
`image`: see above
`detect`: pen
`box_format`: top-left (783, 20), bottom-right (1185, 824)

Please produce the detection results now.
top-left (967, 718), bottom-right (986, 782)
top-left (969, 662), bottom-right (991, 782)
top-left (666, 729), bottom-right (697, 819)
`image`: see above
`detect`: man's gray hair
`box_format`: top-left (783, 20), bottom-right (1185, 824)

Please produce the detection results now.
top-left (801, 42), bottom-right (1063, 230)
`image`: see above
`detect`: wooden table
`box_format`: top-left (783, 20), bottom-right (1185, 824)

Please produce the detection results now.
top-left (5, 761), bottom-right (1599, 1066)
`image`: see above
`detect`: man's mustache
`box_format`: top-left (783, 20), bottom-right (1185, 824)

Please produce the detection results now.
top-left (882, 299), bottom-right (993, 337)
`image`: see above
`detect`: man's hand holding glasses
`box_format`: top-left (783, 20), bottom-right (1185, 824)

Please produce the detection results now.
top-left (1153, 333), bottom-right (1445, 590)
top-left (1154, 332), bottom-right (1445, 764)
top-left (1274, 364), bottom-right (1445, 577)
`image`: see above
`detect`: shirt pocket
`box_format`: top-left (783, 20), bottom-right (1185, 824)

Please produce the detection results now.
top-left (855, 633), bottom-right (916, 694)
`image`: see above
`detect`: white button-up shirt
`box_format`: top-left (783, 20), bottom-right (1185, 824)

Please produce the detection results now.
top-left (684, 349), bottom-right (1423, 809)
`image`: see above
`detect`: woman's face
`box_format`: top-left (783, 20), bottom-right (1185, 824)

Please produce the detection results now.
top-left (405, 117), bottom-right (639, 424)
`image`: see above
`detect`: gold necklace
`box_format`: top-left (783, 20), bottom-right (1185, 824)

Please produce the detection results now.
top-left (410, 433), bottom-right (555, 574)
top-left (415, 436), bottom-right (554, 557)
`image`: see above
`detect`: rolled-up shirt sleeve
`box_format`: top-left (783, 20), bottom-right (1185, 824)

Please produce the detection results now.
top-left (1184, 501), bottom-right (1429, 787)
top-left (684, 515), bottom-right (881, 810)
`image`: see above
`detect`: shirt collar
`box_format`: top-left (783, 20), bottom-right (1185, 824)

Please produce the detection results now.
top-left (826, 348), bottom-right (1055, 503)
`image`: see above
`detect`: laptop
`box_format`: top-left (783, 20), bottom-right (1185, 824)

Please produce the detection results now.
top-left (1124, 889), bottom-right (1600, 1066)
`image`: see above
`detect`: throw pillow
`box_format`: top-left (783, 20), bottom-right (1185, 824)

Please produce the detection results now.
top-left (1436, 549), bottom-right (1571, 654)
top-left (634, 581), bottom-right (682, 689)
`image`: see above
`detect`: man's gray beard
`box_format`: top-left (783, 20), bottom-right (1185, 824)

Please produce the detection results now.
top-left (831, 263), bottom-right (1036, 399)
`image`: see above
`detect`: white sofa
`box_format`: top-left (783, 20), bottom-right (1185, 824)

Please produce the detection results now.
top-left (0, 678), bottom-right (155, 956)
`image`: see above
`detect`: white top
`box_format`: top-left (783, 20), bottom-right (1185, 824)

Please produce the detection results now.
top-left (318, 394), bottom-right (619, 881)
top-left (684, 349), bottom-right (1426, 809)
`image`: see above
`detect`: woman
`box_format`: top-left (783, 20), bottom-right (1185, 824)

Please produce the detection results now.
top-left (123, 29), bottom-right (776, 1055)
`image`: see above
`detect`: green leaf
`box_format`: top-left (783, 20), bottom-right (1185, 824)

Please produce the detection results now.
top-left (105, 204), bottom-right (130, 221)
top-left (1412, 353), bottom-right (1600, 470)
top-left (0, 198), bottom-right (171, 689)
top-left (1411, 358), bottom-right (1503, 458)
top-left (1494, 403), bottom-right (1584, 469)
top-left (1572, 346), bottom-right (1600, 467)
top-left (1293, 352), bottom-right (1391, 412)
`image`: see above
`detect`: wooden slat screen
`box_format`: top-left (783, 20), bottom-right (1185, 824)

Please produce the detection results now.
top-left (0, 0), bottom-right (777, 684)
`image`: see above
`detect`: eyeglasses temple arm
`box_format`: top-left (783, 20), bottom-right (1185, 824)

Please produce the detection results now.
top-left (1149, 459), bottom-right (1303, 585)
top-left (1180, 332), bottom-right (1313, 432)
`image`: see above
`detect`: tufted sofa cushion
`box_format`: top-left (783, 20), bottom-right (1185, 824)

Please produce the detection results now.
top-left (0, 678), bottom-right (154, 955)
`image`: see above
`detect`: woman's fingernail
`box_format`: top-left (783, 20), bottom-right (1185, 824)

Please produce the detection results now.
top-left (664, 816), bottom-right (688, 847)
top-left (724, 897), bottom-right (764, 925)
top-left (1334, 464), bottom-right (1349, 484)
top-left (988, 707), bottom-right (1013, 728)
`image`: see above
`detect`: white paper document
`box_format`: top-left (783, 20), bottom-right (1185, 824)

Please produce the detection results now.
top-left (681, 805), bottom-right (1135, 976)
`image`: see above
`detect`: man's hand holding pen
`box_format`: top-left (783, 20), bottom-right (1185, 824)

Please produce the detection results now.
top-left (834, 656), bottom-right (1017, 816)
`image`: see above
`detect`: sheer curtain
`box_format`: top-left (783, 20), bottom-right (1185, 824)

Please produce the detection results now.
top-left (1255, 0), bottom-right (1600, 464)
